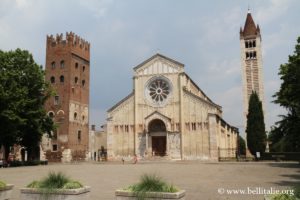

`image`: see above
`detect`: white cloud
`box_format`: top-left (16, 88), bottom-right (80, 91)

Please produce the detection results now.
top-left (78, 0), bottom-right (114, 18)
top-left (212, 86), bottom-right (243, 128)
top-left (200, 6), bottom-right (242, 45)
top-left (256, 0), bottom-right (294, 24)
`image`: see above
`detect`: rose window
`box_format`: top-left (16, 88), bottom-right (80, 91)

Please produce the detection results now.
top-left (145, 77), bottom-right (172, 106)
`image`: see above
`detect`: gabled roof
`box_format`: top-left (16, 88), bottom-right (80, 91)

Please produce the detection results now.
top-left (144, 111), bottom-right (171, 121)
top-left (107, 92), bottom-right (134, 112)
top-left (133, 53), bottom-right (184, 71)
top-left (240, 11), bottom-right (260, 38)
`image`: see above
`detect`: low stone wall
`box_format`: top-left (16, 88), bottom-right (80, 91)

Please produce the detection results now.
top-left (115, 189), bottom-right (186, 200)
top-left (20, 186), bottom-right (90, 200)
top-left (0, 184), bottom-right (14, 200)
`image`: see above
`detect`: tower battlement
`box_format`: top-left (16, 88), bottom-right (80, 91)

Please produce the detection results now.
top-left (46, 32), bottom-right (90, 57)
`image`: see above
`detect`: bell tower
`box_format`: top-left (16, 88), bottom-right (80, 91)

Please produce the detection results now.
top-left (240, 10), bottom-right (265, 125)
top-left (44, 32), bottom-right (90, 161)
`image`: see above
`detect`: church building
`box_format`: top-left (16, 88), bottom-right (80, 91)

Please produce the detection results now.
top-left (107, 54), bottom-right (238, 161)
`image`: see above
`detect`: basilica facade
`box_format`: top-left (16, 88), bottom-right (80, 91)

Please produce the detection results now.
top-left (107, 54), bottom-right (238, 161)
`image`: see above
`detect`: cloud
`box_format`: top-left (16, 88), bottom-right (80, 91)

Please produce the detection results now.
top-left (78, 0), bottom-right (114, 18)
top-left (256, 0), bottom-right (294, 25)
top-left (212, 86), bottom-right (243, 128)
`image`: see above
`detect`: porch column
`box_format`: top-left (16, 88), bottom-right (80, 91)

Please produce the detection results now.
top-left (145, 132), bottom-right (148, 157)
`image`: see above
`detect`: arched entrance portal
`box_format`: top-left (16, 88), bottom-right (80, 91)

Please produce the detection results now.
top-left (148, 119), bottom-right (167, 156)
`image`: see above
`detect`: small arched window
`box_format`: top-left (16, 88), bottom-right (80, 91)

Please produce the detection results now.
top-left (60, 60), bottom-right (65, 68)
top-left (83, 66), bottom-right (85, 72)
top-left (246, 52), bottom-right (249, 59)
top-left (77, 130), bottom-right (81, 140)
top-left (48, 111), bottom-right (54, 118)
top-left (75, 77), bottom-right (78, 84)
top-left (50, 76), bottom-right (55, 84)
top-left (75, 62), bottom-right (78, 69)
top-left (51, 61), bottom-right (56, 69)
top-left (74, 112), bottom-right (77, 120)
top-left (82, 80), bottom-right (85, 86)
top-left (60, 75), bottom-right (64, 83)
top-left (82, 115), bottom-right (85, 121)
top-left (245, 41), bottom-right (248, 48)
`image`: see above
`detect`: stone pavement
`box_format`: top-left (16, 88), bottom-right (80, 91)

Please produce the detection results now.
top-left (0, 161), bottom-right (299, 200)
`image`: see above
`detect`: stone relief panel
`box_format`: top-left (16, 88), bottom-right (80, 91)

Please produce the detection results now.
top-left (168, 132), bottom-right (181, 159)
top-left (137, 132), bottom-right (146, 157)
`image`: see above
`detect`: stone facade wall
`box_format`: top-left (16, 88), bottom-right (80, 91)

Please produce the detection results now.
top-left (107, 54), bottom-right (238, 161)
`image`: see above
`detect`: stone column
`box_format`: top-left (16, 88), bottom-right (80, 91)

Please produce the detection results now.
top-left (179, 73), bottom-right (184, 160)
top-left (208, 114), bottom-right (218, 161)
top-left (145, 132), bottom-right (148, 157)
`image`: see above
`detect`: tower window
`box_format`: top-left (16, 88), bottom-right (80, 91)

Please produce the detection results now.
top-left (48, 111), bottom-right (54, 118)
top-left (82, 80), bottom-right (85, 86)
top-left (52, 130), bottom-right (57, 139)
top-left (253, 51), bottom-right (257, 59)
top-left (245, 41), bottom-right (248, 48)
top-left (51, 61), bottom-right (56, 69)
top-left (77, 130), bottom-right (81, 140)
top-left (52, 144), bottom-right (58, 151)
top-left (60, 60), bottom-right (65, 68)
top-left (74, 112), bottom-right (77, 120)
top-left (246, 52), bottom-right (250, 59)
top-left (60, 75), bottom-right (64, 83)
top-left (75, 62), bottom-right (78, 69)
top-left (54, 96), bottom-right (59, 105)
top-left (253, 40), bottom-right (256, 47)
top-left (75, 77), bottom-right (78, 84)
top-left (50, 76), bottom-right (55, 83)
top-left (83, 66), bottom-right (85, 72)
top-left (82, 115), bottom-right (85, 121)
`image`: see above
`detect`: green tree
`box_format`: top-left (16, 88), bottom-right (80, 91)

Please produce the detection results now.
top-left (238, 135), bottom-right (246, 155)
top-left (0, 49), bottom-right (55, 160)
top-left (270, 37), bottom-right (300, 152)
top-left (246, 91), bottom-right (266, 157)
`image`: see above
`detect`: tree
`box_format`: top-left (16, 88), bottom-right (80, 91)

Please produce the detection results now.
top-left (270, 36), bottom-right (300, 152)
top-left (238, 135), bottom-right (246, 156)
top-left (246, 91), bottom-right (266, 157)
top-left (0, 49), bottom-right (55, 161)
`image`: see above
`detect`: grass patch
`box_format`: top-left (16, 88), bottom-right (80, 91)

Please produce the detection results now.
top-left (125, 174), bottom-right (179, 200)
top-left (27, 171), bottom-right (83, 190)
top-left (26, 172), bottom-right (84, 200)
top-left (269, 185), bottom-right (300, 200)
top-left (0, 180), bottom-right (7, 188)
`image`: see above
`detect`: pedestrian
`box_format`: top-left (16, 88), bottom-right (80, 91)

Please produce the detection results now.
top-left (133, 154), bottom-right (137, 164)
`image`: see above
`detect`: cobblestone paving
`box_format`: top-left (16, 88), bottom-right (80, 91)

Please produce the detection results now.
top-left (0, 161), bottom-right (299, 200)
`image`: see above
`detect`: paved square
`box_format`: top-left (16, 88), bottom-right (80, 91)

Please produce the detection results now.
top-left (0, 161), bottom-right (299, 199)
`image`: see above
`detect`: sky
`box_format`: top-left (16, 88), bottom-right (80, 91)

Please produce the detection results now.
top-left (1, 0), bottom-right (300, 137)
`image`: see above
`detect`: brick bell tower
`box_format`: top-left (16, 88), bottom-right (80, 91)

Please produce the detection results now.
top-left (240, 10), bottom-right (266, 155)
top-left (44, 32), bottom-right (90, 162)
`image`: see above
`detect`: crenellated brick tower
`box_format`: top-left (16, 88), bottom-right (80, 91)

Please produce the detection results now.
top-left (44, 32), bottom-right (90, 162)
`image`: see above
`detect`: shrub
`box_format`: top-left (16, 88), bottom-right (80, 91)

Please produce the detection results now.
top-left (270, 185), bottom-right (300, 200)
top-left (27, 172), bottom-right (83, 190)
top-left (126, 174), bottom-right (179, 200)
top-left (271, 194), bottom-right (296, 200)
top-left (0, 180), bottom-right (7, 188)
top-left (62, 181), bottom-right (83, 189)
